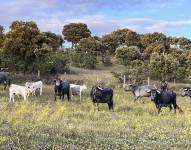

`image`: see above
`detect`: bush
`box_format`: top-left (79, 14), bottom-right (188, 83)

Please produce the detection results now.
top-left (115, 45), bottom-right (142, 66)
top-left (70, 37), bottom-right (100, 69)
top-left (70, 49), bottom-right (97, 69)
top-left (41, 52), bottom-right (70, 76)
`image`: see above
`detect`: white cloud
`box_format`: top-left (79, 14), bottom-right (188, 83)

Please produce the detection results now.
top-left (0, 0), bottom-right (190, 38)
top-left (52, 16), bottom-right (191, 36)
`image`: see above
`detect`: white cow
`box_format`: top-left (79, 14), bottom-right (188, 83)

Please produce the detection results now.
top-left (25, 81), bottom-right (43, 96)
top-left (9, 84), bottom-right (34, 102)
top-left (70, 84), bottom-right (87, 101)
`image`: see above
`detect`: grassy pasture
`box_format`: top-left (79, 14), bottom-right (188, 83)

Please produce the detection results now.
top-left (1, 68), bottom-right (191, 149)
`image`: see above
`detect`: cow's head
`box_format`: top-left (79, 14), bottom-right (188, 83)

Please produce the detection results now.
top-left (90, 86), bottom-right (102, 101)
top-left (146, 89), bottom-right (160, 101)
top-left (124, 84), bottom-right (135, 91)
top-left (25, 83), bottom-right (35, 95)
top-left (54, 79), bottom-right (62, 93)
top-left (54, 79), bottom-right (62, 86)
top-left (25, 82), bottom-right (32, 88)
top-left (90, 86), bottom-right (96, 100)
top-left (26, 86), bottom-right (35, 96)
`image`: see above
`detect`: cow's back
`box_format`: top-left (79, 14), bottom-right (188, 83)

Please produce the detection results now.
top-left (97, 88), bottom-right (113, 101)
top-left (33, 81), bottom-right (43, 88)
top-left (136, 85), bottom-right (153, 97)
top-left (159, 90), bottom-right (176, 105)
top-left (10, 84), bottom-right (26, 94)
top-left (61, 81), bottom-right (70, 93)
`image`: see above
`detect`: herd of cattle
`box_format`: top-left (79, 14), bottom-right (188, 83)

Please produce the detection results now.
top-left (1, 70), bottom-right (191, 114)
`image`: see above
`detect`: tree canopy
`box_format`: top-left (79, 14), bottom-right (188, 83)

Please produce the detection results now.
top-left (62, 23), bottom-right (91, 48)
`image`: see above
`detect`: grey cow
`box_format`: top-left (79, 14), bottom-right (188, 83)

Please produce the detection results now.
top-left (124, 84), bottom-right (156, 101)
top-left (181, 87), bottom-right (191, 98)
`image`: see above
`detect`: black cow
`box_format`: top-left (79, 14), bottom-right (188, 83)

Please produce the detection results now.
top-left (90, 86), bottom-right (113, 111)
top-left (54, 79), bottom-right (70, 101)
top-left (147, 89), bottom-right (183, 114)
top-left (181, 87), bottom-right (191, 98)
top-left (0, 71), bottom-right (11, 90)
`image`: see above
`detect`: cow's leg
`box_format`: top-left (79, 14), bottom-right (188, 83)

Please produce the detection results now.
top-left (173, 104), bottom-right (177, 114)
top-left (54, 94), bottom-right (57, 101)
top-left (174, 104), bottom-right (183, 113)
top-left (23, 95), bottom-right (26, 101)
top-left (59, 93), bottom-right (62, 100)
top-left (107, 103), bottom-right (111, 110)
top-left (93, 103), bottom-right (96, 111)
top-left (67, 93), bottom-right (70, 101)
top-left (169, 105), bottom-right (172, 112)
top-left (26, 95), bottom-right (28, 102)
top-left (33, 90), bottom-right (36, 96)
top-left (9, 93), bottom-right (12, 103)
top-left (61, 94), bottom-right (64, 101)
top-left (80, 91), bottom-right (82, 101)
top-left (12, 94), bottom-right (15, 102)
top-left (111, 101), bottom-right (114, 111)
top-left (40, 87), bottom-right (42, 95)
top-left (3, 83), bottom-right (7, 90)
top-left (97, 103), bottom-right (100, 111)
top-left (134, 96), bottom-right (138, 102)
top-left (177, 105), bottom-right (183, 113)
top-left (157, 106), bottom-right (161, 114)
top-left (110, 95), bottom-right (114, 111)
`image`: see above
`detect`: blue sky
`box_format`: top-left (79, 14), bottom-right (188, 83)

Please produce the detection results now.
top-left (0, 0), bottom-right (191, 39)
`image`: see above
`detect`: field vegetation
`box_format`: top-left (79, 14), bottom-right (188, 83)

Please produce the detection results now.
top-left (1, 68), bottom-right (191, 149)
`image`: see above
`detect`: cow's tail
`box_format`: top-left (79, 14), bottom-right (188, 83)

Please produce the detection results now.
top-left (176, 104), bottom-right (184, 113)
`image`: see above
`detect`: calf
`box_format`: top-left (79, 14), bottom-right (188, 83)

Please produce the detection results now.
top-left (90, 86), bottom-right (113, 111)
top-left (9, 84), bottom-right (34, 102)
top-left (54, 79), bottom-right (70, 101)
top-left (147, 89), bottom-right (183, 114)
top-left (25, 81), bottom-right (43, 96)
top-left (70, 84), bottom-right (87, 101)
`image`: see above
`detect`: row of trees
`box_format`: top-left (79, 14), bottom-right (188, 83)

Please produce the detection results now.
top-left (1, 21), bottom-right (191, 82)
top-left (62, 23), bottom-right (191, 82)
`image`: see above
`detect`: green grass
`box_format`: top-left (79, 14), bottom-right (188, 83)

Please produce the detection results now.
top-left (1, 67), bottom-right (191, 149)
top-left (1, 86), bottom-right (191, 149)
